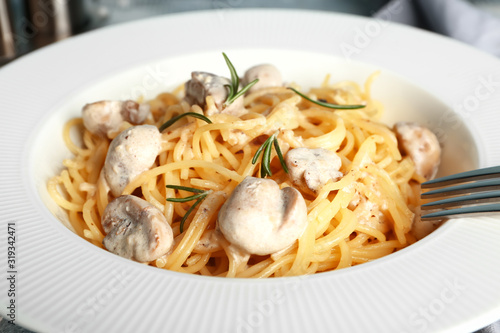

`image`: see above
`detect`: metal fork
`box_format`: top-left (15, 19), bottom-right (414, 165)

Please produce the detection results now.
top-left (420, 166), bottom-right (500, 220)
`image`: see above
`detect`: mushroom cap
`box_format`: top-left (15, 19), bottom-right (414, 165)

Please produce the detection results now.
top-left (185, 71), bottom-right (246, 117)
top-left (185, 71), bottom-right (230, 109)
top-left (102, 195), bottom-right (174, 263)
top-left (217, 176), bottom-right (308, 255)
top-left (104, 125), bottom-right (161, 197)
top-left (285, 147), bottom-right (343, 195)
top-left (82, 100), bottom-right (150, 138)
top-left (82, 100), bottom-right (124, 137)
top-left (242, 64), bottom-right (282, 93)
top-left (394, 122), bottom-right (441, 180)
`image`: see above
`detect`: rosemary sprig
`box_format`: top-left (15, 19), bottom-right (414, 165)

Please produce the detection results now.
top-left (222, 52), bottom-right (259, 106)
top-left (288, 87), bottom-right (365, 110)
top-left (252, 133), bottom-right (289, 178)
top-left (159, 112), bottom-right (212, 133)
top-left (166, 185), bottom-right (212, 233)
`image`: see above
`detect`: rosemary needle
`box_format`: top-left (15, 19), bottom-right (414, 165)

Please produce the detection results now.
top-left (166, 185), bottom-right (212, 233)
top-left (222, 52), bottom-right (259, 106)
top-left (288, 87), bottom-right (365, 110)
top-left (159, 112), bottom-right (212, 133)
top-left (251, 133), bottom-right (288, 178)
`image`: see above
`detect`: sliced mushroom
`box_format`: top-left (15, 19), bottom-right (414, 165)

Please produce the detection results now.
top-left (217, 176), bottom-right (308, 255)
top-left (104, 125), bottom-right (161, 197)
top-left (82, 100), bottom-right (150, 138)
top-left (242, 64), bottom-right (282, 93)
top-left (285, 147), bottom-right (343, 195)
top-left (184, 71), bottom-right (245, 117)
top-left (102, 195), bottom-right (174, 263)
top-left (394, 122), bottom-right (441, 180)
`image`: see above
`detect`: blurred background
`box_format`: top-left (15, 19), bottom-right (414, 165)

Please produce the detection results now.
top-left (1, 0), bottom-right (499, 67)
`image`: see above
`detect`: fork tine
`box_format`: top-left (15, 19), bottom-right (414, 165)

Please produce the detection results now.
top-left (421, 190), bottom-right (500, 210)
top-left (421, 203), bottom-right (500, 220)
top-left (421, 178), bottom-right (500, 198)
top-left (422, 165), bottom-right (500, 188)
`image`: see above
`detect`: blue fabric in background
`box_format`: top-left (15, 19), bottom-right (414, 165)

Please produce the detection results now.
top-left (374, 0), bottom-right (500, 57)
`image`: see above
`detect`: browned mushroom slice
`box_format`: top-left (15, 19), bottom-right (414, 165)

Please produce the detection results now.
top-left (102, 195), bottom-right (174, 263)
top-left (184, 71), bottom-right (245, 117)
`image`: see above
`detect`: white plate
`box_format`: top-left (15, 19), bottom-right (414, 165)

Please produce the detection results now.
top-left (1, 9), bottom-right (500, 333)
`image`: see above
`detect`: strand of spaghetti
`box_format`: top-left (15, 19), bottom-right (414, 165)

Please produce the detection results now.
top-left (377, 155), bottom-right (394, 170)
top-left (60, 170), bottom-right (85, 204)
top-left (201, 129), bottom-right (220, 159)
top-left (364, 71), bottom-right (380, 102)
top-left (310, 170), bottom-right (358, 210)
top-left (348, 117), bottom-right (401, 160)
top-left (337, 127), bottom-right (355, 157)
top-left (220, 242), bottom-right (250, 278)
top-left (347, 232), bottom-right (370, 247)
top-left (81, 198), bottom-right (104, 242)
top-left (68, 210), bottom-right (85, 236)
top-left (311, 248), bottom-right (331, 262)
top-left (236, 258), bottom-right (275, 278)
top-left (306, 199), bottom-right (331, 238)
top-left (189, 178), bottom-right (225, 191)
top-left (215, 142), bottom-right (240, 170)
top-left (305, 261), bottom-right (319, 275)
top-left (366, 164), bottom-right (413, 231)
top-left (286, 210), bottom-right (317, 276)
top-left (316, 253), bottom-right (341, 272)
top-left (337, 240), bottom-right (352, 269)
top-left (96, 176), bottom-right (109, 217)
top-left (354, 225), bottom-right (386, 242)
top-left (389, 157), bottom-right (415, 184)
top-left (64, 160), bottom-right (86, 185)
top-left (165, 192), bottom-right (225, 271)
top-left (349, 135), bottom-right (383, 171)
top-left (351, 245), bottom-right (397, 261)
top-left (63, 118), bottom-right (89, 156)
top-left (304, 117), bottom-right (347, 150)
top-left (251, 254), bottom-right (296, 278)
top-left (212, 255), bottom-right (230, 276)
top-left (312, 189), bottom-right (356, 245)
top-left (85, 140), bottom-right (108, 184)
top-left (244, 86), bottom-right (293, 104)
top-left (122, 160), bottom-right (244, 195)
top-left (314, 208), bottom-right (357, 254)
top-left (237, 144), bottom-right (257, 178)
top-left (183, 253), bottom-right (211, 274)
top-left (357, 239), bottom-right (403, 252)
top-left (192, 117), bottom-right (265, 158)
top-left (141, 177), bottom-right (164, 213)
top-left (199, 266), bottom-right (213, 276)
top-left (47, 177), bottom-right (84, 211)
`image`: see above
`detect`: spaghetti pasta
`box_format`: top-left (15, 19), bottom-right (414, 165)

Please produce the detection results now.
top-left (48, 63), bottom-right (437, 278)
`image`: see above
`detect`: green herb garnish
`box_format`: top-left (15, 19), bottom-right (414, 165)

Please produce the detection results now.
top-left (159, 112), bottom-right (212, 133)
top-left (222, 52), bottom-right (259, 106)
top-left (288, 87), bottom-right (365, 110)
top-left (252, 132), bottom-right (289, 178)
top-left (166, 185), bottom-right (212, 233)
